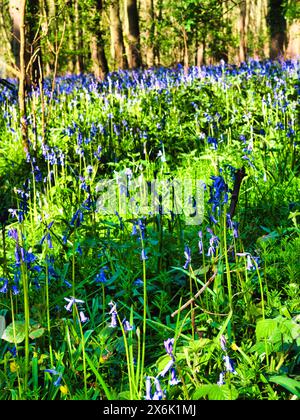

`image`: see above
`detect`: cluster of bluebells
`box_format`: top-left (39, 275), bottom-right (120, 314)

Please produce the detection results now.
top-left (0, 228), bottom-right (44, 295)
top-left (145, 338), bottom-right (180, 400)
top-left (208, 173), bottom-right (229, 224)
top-left (217, 335), bottom-right (237, 386)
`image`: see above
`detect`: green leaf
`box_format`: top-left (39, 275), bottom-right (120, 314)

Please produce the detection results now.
top-left (193, 384), bottom-right (239, 400)
top-left (0, 316), bottom-right (5, 338)
top-left (256, 318), bottom-right (278, 341)
top-left (269, 375), bottom-right (300, 398)
top-left (29, 328), bottom-right (45, 340)
top-left (2, 321), bottom-right (26, 344)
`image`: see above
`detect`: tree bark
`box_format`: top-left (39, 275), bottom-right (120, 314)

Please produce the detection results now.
top-left (286, 19), bottom-right (300, 58)
top-left (90, 0), bottom-right (108, 79)
top-left (27, 0), bottom-right (43, 88)
top-left (124, 0), bottom-right (142, 69)
top-left (144, 0), bottom-right (155, 67)
top-left (268, 0), bottom-right (286, 58)
top-left (18, 0), bottom-right (29, 153)
top-left (91, 34), bottom-right (109, 79)
top-left (239, 0), bottom-right (247, 62)
top-left (110, 0), bottom-right (127, 70)
top-left (74, 0), bottom-right (83, 74)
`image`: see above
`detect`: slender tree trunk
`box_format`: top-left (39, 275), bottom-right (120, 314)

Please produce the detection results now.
top-left (110, 0), bottom-right (127, 70)
top-left (144, 0), bottom-right (155, 67)
top-left (27, 0), bottom-right (43, 88)
top-left (74, 0), bottom-right (83, 74)
top-left (239, 0), bottom-right (247, 62)
top-left (124, 0), bottom-right (142, 68)
top-left (182, 27), bottom-right (189, 74)
top-left (155, 0), bottom-right (163, 66)
top-left (18, 0), bottom-right (29, 152)
top-left (196, 42), bottom-right (204, 67)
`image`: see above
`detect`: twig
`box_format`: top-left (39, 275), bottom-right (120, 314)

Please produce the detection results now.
top-left (171, 269), bottom-right (218, 318)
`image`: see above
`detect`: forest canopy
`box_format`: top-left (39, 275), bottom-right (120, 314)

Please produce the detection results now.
top-left (0, 0), bottom-right (299, 81)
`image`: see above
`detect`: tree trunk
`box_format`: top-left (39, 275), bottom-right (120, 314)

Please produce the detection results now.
top-left (268, 0), bottom-right (286, 58)
top-left (239, 0), bottom-right (247, 62)
top-left (91, 34), bottom-right (109, 79)
top-left (27, 0), bottom-right (43, 88)
top-left (286, 19), bottom-right (300, 58)
top-left (124, 0), bottom-right (142, 69)
top-left (9, 0), bottom-right (21, 69)
top-left (90, 0), bottom-right (108, 79)
top-left (144, 0), bottom-right (155, 67)
top-left (183, 27), bottom-right (189, 74)
top-left (18, 0), bottom-right (29, 153)
top-left (196, 42), bottom-right (204, 67)
top-left (74, 0), bottom-right (83, 74)
top-left (110, 0), bottom-right (127, 70)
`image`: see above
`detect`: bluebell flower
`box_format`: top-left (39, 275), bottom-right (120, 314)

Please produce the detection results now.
top-left (95, 268), bottom-right (107, 284)
top-left (153, 377), bottom-right (164, 400)
top-left (220, 335), bottom-right (227, 352)
top-left (12, 284), bottom-right (20, 295)
top-left (40, 232), bottom-right (53, 249)
top-left (208, 174), bottom-right (229, 214)
top-left (217, 371), bottom-right (225, 386)
top-left (122, 318), bottom-right (134, 332)
top-left (169, 368), bottom-right (180, 386)
top-left (8, 228), bottom-right (19, 242)
top-left (79, 311), bottom-right (89, 323)
top-left (198, 231), bottom-right (203, 254)
top-left (0, 278), bottom-right (8, 293)
top-left (53, 375), bottom-right (62, 387)
top-left (207, 136), bottom-right (218, 150)
top-left (158, 359), bottom-right (174, 377)
top-left (223, 355), bottom-right (237, 374)
top-left (141, 249), bottom-right (148, 261)
top-left (145, 376), bottom-right (152, 400)
top-left (44, 369), bottom-right (63, 386)
top-left (132, 224), bottom-right (138, 236)
top-left (164, 338), bottom-right (175, 358)
top-left (70, 209), bottom-right (83, 227)
top-left (183, 246), bottom-right (191, 269)
top-left (134, 278), bottom-right (143, 286)
top-left (64, 296), bottom-right (85, 312)
top-left (108, 301), bottom-right (118, 328)
top-left (64, 279), bottom-right (72, 288)
top-left (8, 346), bottom-right (17, 358)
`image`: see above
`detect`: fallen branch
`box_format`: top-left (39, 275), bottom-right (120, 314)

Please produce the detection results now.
top-left (171, 269), bottom-right (218, 318)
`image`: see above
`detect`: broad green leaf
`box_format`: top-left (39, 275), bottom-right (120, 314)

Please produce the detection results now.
top-left (256, 318), bottom-right (278, 341)
top-left (269, 375), bottom-right (300, 398)
top-left (193, 384), bottom-right (239, 400)
top-left (2, 321), bottom-right (25, 344)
